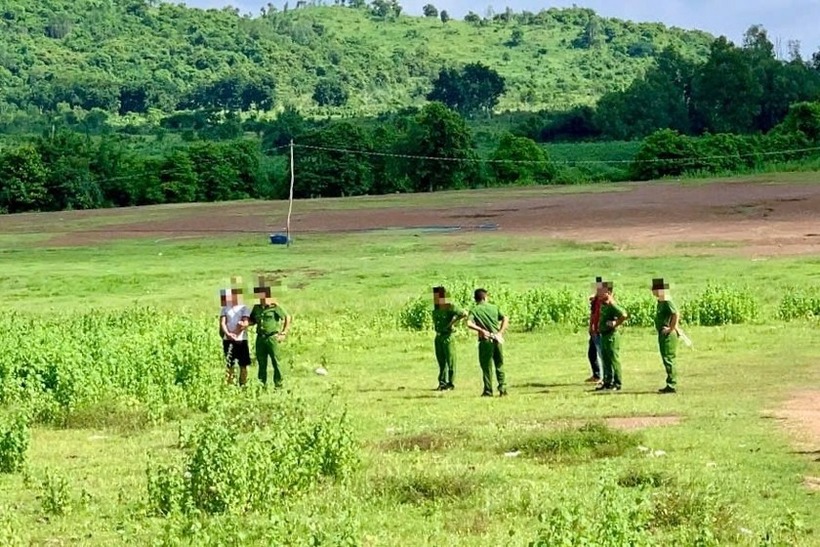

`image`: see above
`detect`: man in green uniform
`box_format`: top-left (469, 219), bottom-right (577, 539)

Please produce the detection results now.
top-left (652, 278), bottom-right (679, 394)
top-left (467, 288), bottom-right (509, 397)
top-left (596, 282), bottom-right (628, 392)
top-left (432, 286), bottom-right (468, 391)
top-left (248, 277), bottom-right (291, 388)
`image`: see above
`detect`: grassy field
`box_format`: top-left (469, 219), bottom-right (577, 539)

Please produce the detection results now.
top-left (0, 197), bottom-right (818, 545)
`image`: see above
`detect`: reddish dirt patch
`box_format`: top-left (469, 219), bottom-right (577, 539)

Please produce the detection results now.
top-left (1, 179), bottom-right (819, 254)
top-left (605, 415), bottom-right (682, 431)
top-left (770, 390), bottom-right (820, 452)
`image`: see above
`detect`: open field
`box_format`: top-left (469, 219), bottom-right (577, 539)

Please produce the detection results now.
top-left (0, 175), bottom-right (818, 545)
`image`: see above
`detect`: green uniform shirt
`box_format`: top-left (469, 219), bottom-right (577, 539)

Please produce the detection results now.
top-left (432, 304), bottom-right (466, 336)
top-left (470, 303), bottom-right (505, 335)
top-left (654, 299), bottom-right (678, 333)
top-left (250, 303), bottom-right (289, 336)
top-left (598, 302), bottom-right (627, 335)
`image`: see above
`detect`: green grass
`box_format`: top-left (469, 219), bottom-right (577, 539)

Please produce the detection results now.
top-left (0, 197), bottom-right (817, 545)
top-left (545, 140), bottom-right (642, 164)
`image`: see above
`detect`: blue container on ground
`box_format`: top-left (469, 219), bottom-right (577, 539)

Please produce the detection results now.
top-left (269, 233), bottom-right (291, 245)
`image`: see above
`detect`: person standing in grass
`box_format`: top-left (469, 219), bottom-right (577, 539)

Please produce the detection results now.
top-left (596, 282), bottom-right (628, 392)
top-left (432, 286), bottom-right (468, 391)
top-left (652, 278), bottom-right (679, 394)
top-left (467, 289), bottom-right (509, 397)
top-left (221, 285), bottom-right (251, 386)
top-left (249, 277), bottom-right (291, 388)
top-left (586, 276), bottom-right (604, 384)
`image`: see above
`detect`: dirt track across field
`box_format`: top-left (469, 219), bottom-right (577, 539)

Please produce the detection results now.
top-left (1, 179), bottom-right (819, 254)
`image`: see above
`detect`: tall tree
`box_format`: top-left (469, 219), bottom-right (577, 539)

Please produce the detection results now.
top-left (0, 146), bottom-right (49, 213)
top-left (427, 63), bottom-right (505, 117)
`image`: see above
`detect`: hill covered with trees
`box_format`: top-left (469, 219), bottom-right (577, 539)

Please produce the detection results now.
top-left (0, 0), bottom-right (716, 120)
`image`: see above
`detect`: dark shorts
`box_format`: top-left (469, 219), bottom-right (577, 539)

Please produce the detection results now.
top-left (222, 340), bottom-right (251, 367)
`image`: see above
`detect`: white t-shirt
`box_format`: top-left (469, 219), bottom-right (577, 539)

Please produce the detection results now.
top-left (222, 305), bottom-right (251, 341)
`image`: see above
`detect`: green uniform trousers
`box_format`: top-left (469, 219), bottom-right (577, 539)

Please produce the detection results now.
top-left (478, 340), bottom-right (506, 395)
top-left (435, 334), bottom-right (456, 387)
top-left (256, 335), bottom-right (283, 387)
top-left (600, 333), bottom-right (622, 388)
top-left (658, 332), bottom-right (678, 388)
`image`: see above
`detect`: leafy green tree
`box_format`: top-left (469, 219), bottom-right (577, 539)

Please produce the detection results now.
top-left (491, 133), bottom-right (554, 184)
top-left (691, 38), bottom-right (762, 134)
top-left (773, 101), bottom-right (820, 142)
top-left (630, 129), bottom-right (698, 180)
top-left (262, 106), bottom-right (309, 150)
top-left (404, 102), bottom-right (477, 192)
top-left (0, 146), bottom-right (48, 213)
top-left (422, 4), bottom-right (437, 17)
top-left (507, 28), bottom-right (524, 47)
top-left (295, 123), bottom-right (374, 197)
top-left (440, 10), bottom-right (450, 23)
top-left (427, 63), bottom-right (506, 117)
top-left (159, 151), bottom-right (199, 203)
top-left (464, 12), bottom-right (480, 24)
top-left (312, 78), bottom-right (349, 107)
top-left (35, 131), bottom-right (101, 210)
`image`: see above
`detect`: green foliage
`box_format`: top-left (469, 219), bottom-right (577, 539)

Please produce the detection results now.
top-left (39, 469), bottom-right (71, 516)
top-left (686, 285), bottom-right (759, 326)
top-left (778, 288), bottom-right (820, 320)
top-left (491, 133), bottom-right (554, 185)
top-left (376, 468), bottom-right (484, 504)
top-left (0, 411), bottom-right (29, 474)
top-left (427, 63), bottom-right (507, 117)
top-left (0, 145), bottom-right (48, 213)
top-left (312, 78), bottom-right (349, 107)
top-left (146, 392), bottom-right (358, 516)
top-left (509, 423), bottom-right (640, 463)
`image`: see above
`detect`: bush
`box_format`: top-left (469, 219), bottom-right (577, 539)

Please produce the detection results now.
top-left (685, 285), bottom-right (759, 326)
top-left (146, 392), bottom-right (358, 516)
top-left (0, 411), bottom-right (29, 474)
top-left (39, 469), bottom-right (71, 516)
top-left (778, 288), bottom-right (820, 320)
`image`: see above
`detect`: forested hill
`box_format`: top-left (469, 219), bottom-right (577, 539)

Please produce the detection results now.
top-left (0, 1), bottom-right (716, 117)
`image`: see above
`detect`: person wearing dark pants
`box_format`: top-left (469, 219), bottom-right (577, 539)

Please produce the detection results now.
top-left (467, 288), bottom-right (509, 397)
top-left (249, 277), bottom-right (291, 388)
top-left (586, 276), bottom-right (604, 383)
top-left (652, 278), bottom-right (679, 394)
top-left (432, 286), bottom-right (467, 391)
top-left (595, 282), bottom-right (628, 392)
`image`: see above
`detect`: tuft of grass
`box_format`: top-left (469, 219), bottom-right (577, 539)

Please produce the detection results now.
top-left (379, 429), bottom-right (470, 453)
top-left (507, 422), bottom-right (640, 463)
top-left (60, 400), bottom-right (154, 434)
top-left (617, 469), bottom-right (675, 489)
top-left (375, 470), bottom-right (488, 505)
top-left (650, 484), bottom-right (737, 537)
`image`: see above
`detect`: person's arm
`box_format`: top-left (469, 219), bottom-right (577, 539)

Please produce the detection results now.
top-left (467, 318), bottom-right (490, 339)
top-left (447, 308), bottom-right (468, 330)
top-left (588, 298), bottom-right (596, 335)
top-left (276, 313), bottom-right (292, 341)
top-left (663, 312), bottom-right (679, 335)
top-left (498, 313), bottom-right (509, 335)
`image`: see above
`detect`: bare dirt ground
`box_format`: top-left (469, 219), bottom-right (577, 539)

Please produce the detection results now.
top-left (1, 179), bottom-right (818, 254)
top-left (767, 390), bottom-right (820, 490)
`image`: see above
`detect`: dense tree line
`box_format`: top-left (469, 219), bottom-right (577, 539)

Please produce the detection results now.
top-left (0, 103), bottom-right (556, 213)
top-left (523, 27), bottom-right (820, 142)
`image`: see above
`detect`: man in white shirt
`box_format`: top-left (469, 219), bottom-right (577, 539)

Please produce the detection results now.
top-left (220, 287), bottom-right (251, 386)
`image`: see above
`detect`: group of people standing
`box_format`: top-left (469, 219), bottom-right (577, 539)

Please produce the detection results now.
top-left (216, 275), bottom-right (680, 397)
top-left (219, 276), bottom-right (291, 387)
top-left (432, 278), bottom-right (681, 397)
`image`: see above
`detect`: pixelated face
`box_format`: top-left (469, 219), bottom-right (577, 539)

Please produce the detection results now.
top-left (433, 288), bottom-right (447, 306)
top-left (219, 289), bottom-right (228, 307)
top-left (652, 288), bottom-right (664, 300)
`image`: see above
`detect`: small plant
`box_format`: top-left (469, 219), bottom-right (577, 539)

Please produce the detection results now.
top-left (509, 422), bottom-right (640, 463)
top-left (40, 469), bottom-right (71, 516)
top-left (378, 470), bottom-right (483, 504)
top-left (0, 411), bottom-right (30, 474)
top-left (618, 469), bottom-right (674, 489)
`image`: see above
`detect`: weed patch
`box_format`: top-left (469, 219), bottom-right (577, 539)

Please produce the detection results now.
top-left (508, 422), bottom-right (640, 463)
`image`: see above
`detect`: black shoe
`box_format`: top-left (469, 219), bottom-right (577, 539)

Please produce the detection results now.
top-left (481, 391), bottom-right (493, 397)
top-left (610, 385), bottom-right (622, 392)
top-left (436, 384), bottom-right (448, 391)
top-left (658, 386), bottom-right (677, 394)
top-left (498, 391), bottom-right (508, 397)
top-left (446, 384), bottom-right (455, 391)
top-left (595, 384), bottom-right (612, 391)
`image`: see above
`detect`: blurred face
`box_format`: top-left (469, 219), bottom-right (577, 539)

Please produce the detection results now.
top-left (433, 291), bottom-right (445, 307)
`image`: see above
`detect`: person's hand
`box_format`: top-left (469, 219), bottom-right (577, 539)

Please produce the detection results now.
top-left (228, 333), bottom-right (238, 341)
top-left (589, 327), bottom-right (595, 336)
top-left (607, 320), bottom-right (616, 329)
top-left (275, 333), bottom-right (286, 342)
top-left (661, 327), bottom-right (672, 335)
